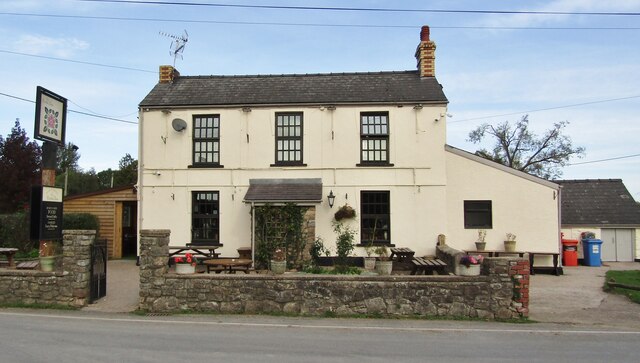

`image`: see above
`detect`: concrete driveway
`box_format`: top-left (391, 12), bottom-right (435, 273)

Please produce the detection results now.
top-left (83, 259), bottom-right (640, 330)
top-left (529, 262), bottom-right (640, 329)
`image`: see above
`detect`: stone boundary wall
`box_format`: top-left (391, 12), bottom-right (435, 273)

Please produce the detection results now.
top-left (139, 230), bottom-right (529, 319)
top-left (0, 230), bottom-right (94, 308)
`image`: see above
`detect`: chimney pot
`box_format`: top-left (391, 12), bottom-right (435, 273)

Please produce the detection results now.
top-left (420, 26), bottom-right (430, 41)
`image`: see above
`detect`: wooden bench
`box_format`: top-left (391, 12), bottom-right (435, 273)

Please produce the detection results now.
top-left (390, 247), bottom-right (415, 263)
top-left (17, 261), bottom-right (39, 270)
top-left (411, 257), bottom-right (447, 275)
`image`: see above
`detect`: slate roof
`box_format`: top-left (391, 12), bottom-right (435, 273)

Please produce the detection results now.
top-left (244, 178), bottom-right (323, 204)
top-left (139, 71), bottom-right (448, 107)
top-left (556, 179), bottom-right (640, 226)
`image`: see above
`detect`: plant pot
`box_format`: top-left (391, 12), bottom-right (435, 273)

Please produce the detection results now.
top-left (363, 257), bottom-right (376, 270)
top-left (475, 242), bottom-right (486, 251)
top-left (459, 264), bottom-right (480, 276)
top-left (376, 260), bottom-right (393, 275)
top-left (175, 263), bottom-right (196, 274)
top-left (39, 256), bottom-right (56, 272)
top-left (270, 260), bottom-right (286, 274)
top-left (504, 240), bottom-right (516, 252)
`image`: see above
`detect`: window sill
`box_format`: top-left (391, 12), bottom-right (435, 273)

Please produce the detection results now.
top-left (270, 163), bottom-right (307, 167)
top-left (356, 243), bottom-right (395, 247)
top-left (188, 164), bottom-right (224, 169)
top-left (356, 163), bottom-right (394, 167)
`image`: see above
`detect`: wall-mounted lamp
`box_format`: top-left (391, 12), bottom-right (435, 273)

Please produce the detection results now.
top-left (152, 171), bottom-right (162, 176)
top-left (413, 104), bottom-right (423, 110)
top-left (327, 190), bottom-right (335, 208)
top-left (242, 107), bottom-right (252, 113)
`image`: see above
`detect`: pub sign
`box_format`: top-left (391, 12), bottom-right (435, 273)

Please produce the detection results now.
top-left (30, 186), bottom-right (63, 240)
top-left (34, 86), bottom-right (67, 145)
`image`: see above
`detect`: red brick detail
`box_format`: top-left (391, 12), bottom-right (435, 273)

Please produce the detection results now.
top-left (420, 26), bottom-right (430, 41)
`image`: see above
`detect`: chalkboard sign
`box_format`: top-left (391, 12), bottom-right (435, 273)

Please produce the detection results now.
top-left (30, 186), bottom-right (63, 240)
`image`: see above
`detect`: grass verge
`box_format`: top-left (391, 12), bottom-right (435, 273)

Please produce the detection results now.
top-left (604, 270), bottom-right (640, 304)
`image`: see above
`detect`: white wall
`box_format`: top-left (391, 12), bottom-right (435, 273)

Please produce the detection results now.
top-left (139, 104), bottom-right (449, 257)
top-left (445, 149), bottom-right (560, 266)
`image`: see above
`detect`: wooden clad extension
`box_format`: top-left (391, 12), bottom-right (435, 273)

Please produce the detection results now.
top-left (63, 185), bottom-right (137, 259)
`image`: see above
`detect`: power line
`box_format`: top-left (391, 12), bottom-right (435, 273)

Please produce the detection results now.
top-left (79, 0), bottom-right (640, 16)
top-left (449, 95), bottom-right (640, 123)
top-left (0, 92), bottom-right (138, 125)
top-left (0, 50), bottom-right (155, 74)
top-left (2, 12), bottom-right (640, 30)
top-left (568, 153), bottom-right (640, 166)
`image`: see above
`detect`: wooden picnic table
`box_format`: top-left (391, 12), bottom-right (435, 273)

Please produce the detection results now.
top-left (168, 245), bottom-right (221, 259)
top-left (389, 247), bottom-right (415, 263)
top-left (203, 258), bottom-right (252, 274)
top-left (0, 248), bottom-right (18, 268)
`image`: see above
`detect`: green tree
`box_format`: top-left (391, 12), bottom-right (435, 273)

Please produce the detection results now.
top-left (113, 153), bottom-right (137, 187)
top-left (468, 115), bottom-right (585, 179)
top-left (56, 142), bottom-right (80, 174)
top-left (0, 119), bottom-right (41, 213)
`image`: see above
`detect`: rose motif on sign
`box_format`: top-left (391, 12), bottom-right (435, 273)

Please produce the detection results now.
top-left (43, 107), bottom-right (59, 136)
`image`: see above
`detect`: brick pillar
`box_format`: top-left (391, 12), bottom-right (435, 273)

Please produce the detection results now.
top-left (159, 65), bottom-right (180, 83)
top-left (415, 25), bottom-right (437, 78)
top-left (139, 229), bottom-right (170, 311)
top-left (62, 230), bottom-right (95, 307)
top-left (509, 260), bottom-right (530, 318)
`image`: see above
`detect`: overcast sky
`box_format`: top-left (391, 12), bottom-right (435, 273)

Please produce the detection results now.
top-left (1, 0), bottom-right (639, 199)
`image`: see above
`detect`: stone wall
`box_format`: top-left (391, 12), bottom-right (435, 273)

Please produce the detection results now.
top-left (0, 230), bottom-right (94, 308)
top-left (139, 230), bottom-right (529, 319)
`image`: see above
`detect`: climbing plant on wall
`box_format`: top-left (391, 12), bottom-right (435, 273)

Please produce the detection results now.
top-left (254, 203), bottom-right (308, 269)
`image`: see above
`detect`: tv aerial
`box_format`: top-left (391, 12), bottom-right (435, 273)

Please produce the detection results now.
top-left (159, 30), bottom-right (188, 66)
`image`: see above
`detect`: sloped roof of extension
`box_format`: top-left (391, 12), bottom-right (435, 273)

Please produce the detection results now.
top-left (555, 179), bottom-right (640, 226)
top-left (244, 178), bottom-right (323, 205)
top-left (140, 71), bottom-right (448, 108)
top-left (444, 145), bottom-right (559, 189)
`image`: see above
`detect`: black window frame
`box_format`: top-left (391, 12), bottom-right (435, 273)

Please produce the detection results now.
top-left (191, 114), bottom-right (223, 168)
top-left (191, 191), bottom-right (220, 245)
top-left (358, 112), bottom-right (393, 167)
top-left (464, 200), bottom-right (493, 229)
top-left (272, 112), bottom-right (305, 167)
top-left (359, 191), bottom-right (393, 246)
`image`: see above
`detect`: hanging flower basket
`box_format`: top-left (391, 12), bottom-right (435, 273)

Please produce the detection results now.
top-left (334, 204), bottom-right (356, 221)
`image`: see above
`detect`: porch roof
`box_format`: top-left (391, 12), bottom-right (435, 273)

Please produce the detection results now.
top-left (244, 178), bottom-right (323, 204)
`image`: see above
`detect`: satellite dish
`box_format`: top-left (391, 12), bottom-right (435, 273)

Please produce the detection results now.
top-left (172, 118), bottom-right (187, 132)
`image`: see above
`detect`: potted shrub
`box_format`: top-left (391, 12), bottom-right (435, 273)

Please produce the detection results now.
top-left (475, 230), bottom-right (487, 251)
top-left (459, 254), bottom-right (483, 276)
top-left (39, 241), bottom-right (56, 272)
top-left (333, 221), bottom-right (355, 273)
top-left (504, 233), bottom-right (517, 252)
top-left (174, 253), bottom-right (197, 274)
top-left (270, 247), bottom-right (286, 274)
top-left (374, 246), bottom-right (392, 275)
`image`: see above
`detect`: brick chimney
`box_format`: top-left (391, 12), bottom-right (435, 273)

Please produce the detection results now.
top-left (415, 26), bottom-right (436, 78)
top-left (159, 65), bottom-right (180, 83)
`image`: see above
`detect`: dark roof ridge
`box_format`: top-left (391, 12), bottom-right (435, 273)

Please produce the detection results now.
top-left (555, 179), bottom-right (623, 183)
top-left (180, 70), bottom-right (419, 79)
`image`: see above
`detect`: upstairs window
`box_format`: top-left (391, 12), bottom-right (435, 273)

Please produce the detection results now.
top-left (359, 112), bottom-right (391, 165)
top-left (274, 112), bottom-right (304, 166)
top-left (191, 191), bottom-right (220, 245)
top-left (360, 191), bottom-right (391, 245)
top-left (192, 115), bottom-right (221, 167)
top-left (464, 200), bottom-right (493, 228)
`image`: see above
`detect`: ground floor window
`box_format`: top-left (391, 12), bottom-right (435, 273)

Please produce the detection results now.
top-left (464, 200), bottom-right (492, 228)
top-left (360, 191), bottom-right (390, 244)
top-left (192, 191), bottom-right (219, 245)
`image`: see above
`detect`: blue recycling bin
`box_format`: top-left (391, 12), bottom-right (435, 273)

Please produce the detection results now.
top-left (582, 239), bottom-right (603, 267)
